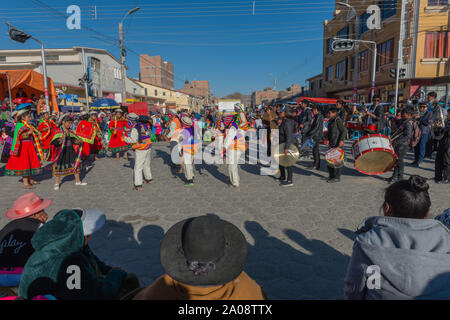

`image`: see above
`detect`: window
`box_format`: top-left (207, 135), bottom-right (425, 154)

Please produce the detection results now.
top-left (163, 91), bottom-right (166, 96)
top-left (326, 38), bottom-right (334, 55)
top-left (145, 88), bottom-right (148, 96)
top-left (379, 0), bottom-right (397, 20)
top-left (319, 80), bottom-right (322, 88)
top-left (310, 82), bottom-right (315, 91)
top-left (424, 32), bottom-right (450, 58)
top-left (428, 0), bottom-right (448, 5)
top-left (337, 26), bottom-right (349, 39)
top-left (0, 56), bottom-right (5, 62)
top-left (326, 65), bottom-right (334, 81)
top-left (359, 50), bottom-right (370, 72)
top-left (90, 57), bottom-right (100, 72)
top-left (155, 90), bottom-right (158, 96)
top-left (377, 38), bottom-right (394, 68)
top-left (336, 60), bottom-right (347, 80)
top-left (359, 13), bottom-right (370, 37)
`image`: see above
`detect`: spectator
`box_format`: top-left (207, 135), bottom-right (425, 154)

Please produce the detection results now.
top-left (0, 193), bottom-right (51, 297)
top-left (18, 209), bottom-right (140, 300)
top-left (344, 175), bottom-right (450, 299)
top-left (134, 215), bottom-right (266, 300)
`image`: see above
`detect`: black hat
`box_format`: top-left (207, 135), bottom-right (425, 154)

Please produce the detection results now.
top-left (160, 215), bottom-right (248, 286)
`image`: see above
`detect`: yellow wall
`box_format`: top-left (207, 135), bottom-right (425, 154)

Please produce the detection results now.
top-left (414, 3), bottom-right (449, 78)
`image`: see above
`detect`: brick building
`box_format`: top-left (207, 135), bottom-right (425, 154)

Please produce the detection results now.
top-left (139, 54), bottom-right (174, 89)
top-left (251, 84), bottom-right (302, 106)
top-left (179, 80), bottom-right (211, 104)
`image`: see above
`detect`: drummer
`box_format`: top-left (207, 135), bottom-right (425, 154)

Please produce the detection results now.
top-left (364, 95), bottom-right (385, 134)
top-left (325, 108), bottom-right (347, 183)
top-left (278, 106), bottom-right (296, 187)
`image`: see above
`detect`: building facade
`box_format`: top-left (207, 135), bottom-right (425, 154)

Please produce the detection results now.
top-left (307, 74), bottom-right (325, 97)
top-left (139, 54), bottom-right (174, 90)
top-left (323, 0), bottom-right (449, 103)
top-left (179, 80), bottom-right (211, 105)
top-left (251, 84), bottom-right (302, 106)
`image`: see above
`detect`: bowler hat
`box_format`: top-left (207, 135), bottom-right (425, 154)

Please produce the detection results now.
top-left (181, 116), bottom-right (193, 126)
top-left (127, 113), bottom-right (139, 121)
top-left (5, 193), bottom-right (53, 220)
top-left (160, 215), bottom-right (248, 286)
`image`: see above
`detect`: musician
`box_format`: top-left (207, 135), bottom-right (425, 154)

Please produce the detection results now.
top-left (299, 100), bottom-right (313, 143)
top-left (325, 108), bottom-right (347, 183)
top-left (412, 103), bottom-right (432, 167)
top-left (388, 108), bottom-right (414, 184)
top-left (434, 111), bottom-right (450, 184)
top-left (364, 95), bottom-right (385, 134)
top-left (177, 116), bottom-right (199, 187)
top-left (304, 105), bottom-right (323, 171)
top-left (278, 107), bottom-right (296, 187)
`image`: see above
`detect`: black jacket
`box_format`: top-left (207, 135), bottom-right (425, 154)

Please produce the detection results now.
top-left (299, 108), bottom-right (313, 134)
top-left (392, 118), bottom-right (414, 151)
top-left (305, 113), bottom-right (324, 142)
top-left (0, 218), bottom-right (41, 268)
top-left (368, 104), bottom-right (386, 133)
top-left (279, 118), bottom-right (295, 150)
top-left (327, 116), bottom-right (347, 148)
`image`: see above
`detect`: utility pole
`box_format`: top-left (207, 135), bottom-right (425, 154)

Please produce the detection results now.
top-left (394, 0), bottom-right (406, 114)
top-left (119, 7), bottom-right (140, 105)
top-left (81, 48), bottom-right (90, 112)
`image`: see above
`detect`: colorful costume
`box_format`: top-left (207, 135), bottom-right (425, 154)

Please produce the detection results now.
top-left (223, 115), bottom-right (247, 187)
top-left (5, 121), bottom-right (44, 177)
top-left (38, 118), bottom-right (55, 155)
top-left (90, 117), bottom-right (104, 155)
top-left (51, 128), bottom-right (83, 177)
top-left (108, 117), bottom-right (129, 153)
top-left (124, 121), bottom-right (153, 188)
top-left (1, 121), bottom-right (15, 163)
top-left (178, 124), bottom-right (200, 185)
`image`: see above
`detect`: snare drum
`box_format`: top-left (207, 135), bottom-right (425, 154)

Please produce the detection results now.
top-left (325, 148), bottom-right (345, 168)
top-left (347, 121), bottom-right (362, 131)
top-left (362, 124), bottom-right (378, 133)
top-left (352, 134), bottom-right (397, 175)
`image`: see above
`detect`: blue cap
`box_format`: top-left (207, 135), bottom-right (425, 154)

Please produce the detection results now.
top-left (16, 103), bottom-right (32, 111)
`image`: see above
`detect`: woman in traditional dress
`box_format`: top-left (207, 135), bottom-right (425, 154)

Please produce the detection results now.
top-left (1, 111), bottom-right (17, 164)
top-left (5, 109), bottom-right (44, 189)
top-left (37, 110), bottom-right (55, 160)
top-left (51, 114), bottom-right (87, 191)
top-left (108, 109), bottom-right (129, 160)
top-left (89, 110), bottom-right (104, 161)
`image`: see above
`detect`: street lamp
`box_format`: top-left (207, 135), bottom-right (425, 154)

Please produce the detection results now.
top-left (119, 7), bottom-right (140, 104)
top-left (336, 2), bottom-right (359, 103)
top-left (6, 22), bottom-right (50, 110)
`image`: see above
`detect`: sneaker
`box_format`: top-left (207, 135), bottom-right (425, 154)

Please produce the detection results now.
top-left (327, 178), bottom-right (340, 183)
top-left (53, 184), bottom-right (59, 191)
top-left (387, 177), bottom-right (399, 184)
top-left (184, 180), bottom-right (194, 187)
top-left (281, 181), bottom-right (293, 187)
top-left (75, 182), bottom-right (87, 186)
top-left (436, 179), bottom-right (449, 184)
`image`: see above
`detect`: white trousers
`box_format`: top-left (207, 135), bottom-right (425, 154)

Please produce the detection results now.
top-left (182, 152), bottom-right (194, 181)
top-left (134, 148), bottom-right (152, 186)
top-left (226, 149), bottom-right (242, 187)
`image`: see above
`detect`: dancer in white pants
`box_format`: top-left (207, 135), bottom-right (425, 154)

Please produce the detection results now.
top-left (124, 113), bottom-right (153, 191)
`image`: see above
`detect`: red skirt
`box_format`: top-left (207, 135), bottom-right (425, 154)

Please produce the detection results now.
top-left (92, 136), bottom-right (103, 153)
top-left (82, 142), bottom-right (91, 157)
top-left (108, 133), bottom-right (128, 153)
top-left (5, 140), bottom-right (42, 176)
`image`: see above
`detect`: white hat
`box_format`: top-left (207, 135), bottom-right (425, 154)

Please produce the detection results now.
top-left (73, 208), bottom-right (106, 236)
top-left (127, 112), bottom-right (139, 121)
top-left (181, 116), bottom-right (193, 126)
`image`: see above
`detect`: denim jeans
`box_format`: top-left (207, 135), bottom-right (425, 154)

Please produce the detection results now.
top-left (415, 133), bottom-right (430, 163)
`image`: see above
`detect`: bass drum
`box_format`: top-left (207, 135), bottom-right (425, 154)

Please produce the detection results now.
top-left (352, 134), bottom-right (397, 175)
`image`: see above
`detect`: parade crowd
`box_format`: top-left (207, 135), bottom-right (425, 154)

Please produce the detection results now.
top-left (0, 89), bottom-right (449, 300)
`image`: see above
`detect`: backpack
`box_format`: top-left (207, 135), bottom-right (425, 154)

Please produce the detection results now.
top-left (410, 120), bottom-right (421, 148)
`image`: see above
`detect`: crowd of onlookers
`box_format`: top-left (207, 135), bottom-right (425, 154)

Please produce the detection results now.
top-left (0, 174), bottom-right (449, 300)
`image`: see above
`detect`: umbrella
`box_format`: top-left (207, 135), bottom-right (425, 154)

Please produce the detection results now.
top-left (90, 98), bottom-right (120, 110)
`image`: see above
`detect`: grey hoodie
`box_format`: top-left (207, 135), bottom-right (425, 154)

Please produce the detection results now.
top-left (344, 216), bottom-right (450, 300)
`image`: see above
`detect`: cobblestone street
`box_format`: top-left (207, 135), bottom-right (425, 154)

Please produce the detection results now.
top-left (1, 141), bottom-right (448, 299)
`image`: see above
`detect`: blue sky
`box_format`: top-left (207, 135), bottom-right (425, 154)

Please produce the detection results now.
top-left (0, 0), bottom-right (334, 96)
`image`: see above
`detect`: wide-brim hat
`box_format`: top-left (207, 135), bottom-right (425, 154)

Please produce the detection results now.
top-left (15, 103), bottom-right (32, 111)
top-left (16, 108), bottom-right (30, 119)
top-left (58, 113), bottom-right (73, 126)
top-left (72, 208), bottom-right (106, 236)
top-left (160, 216), bottom-right (248, 286)
top-left (114, 108), bottom-right (123, 114)
top-left (89, 110), bottom-right (98, 115)
top-left (181, 116), bottom-right (193, 126)
top-left (5, 193), bottom-right (53, 220)
top-left (127, 112), bottom-right (139, 121)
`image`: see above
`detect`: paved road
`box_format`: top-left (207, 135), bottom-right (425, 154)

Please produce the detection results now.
top-left (0, 141), bottom-right (448, 299)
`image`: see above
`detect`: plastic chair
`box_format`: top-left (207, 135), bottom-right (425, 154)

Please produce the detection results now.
top-left (352, 130), bottom-right (361, 140)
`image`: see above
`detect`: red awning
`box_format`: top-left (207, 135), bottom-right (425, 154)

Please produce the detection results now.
top-left (296, 97), bottom-right (352, 105)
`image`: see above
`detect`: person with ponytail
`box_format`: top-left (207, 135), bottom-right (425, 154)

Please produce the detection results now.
top-left (345, 175), bottom-right (450, 299)
top-left (5, 109), bottom-right (44, 189)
